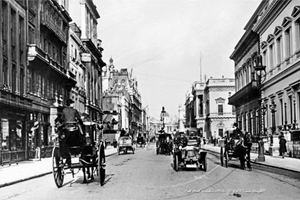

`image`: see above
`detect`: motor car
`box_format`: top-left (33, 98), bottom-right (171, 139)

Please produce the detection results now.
top-left (118, 136), bottom-right (135, 154)
top-left (173, 145), bottom-right (207, 171)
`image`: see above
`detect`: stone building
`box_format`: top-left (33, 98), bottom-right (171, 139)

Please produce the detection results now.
top-left (204, 77), bottom-right (236, 140)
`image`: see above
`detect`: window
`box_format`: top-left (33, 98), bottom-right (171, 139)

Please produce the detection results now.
top-left (289, 96), bottom-right (293, 124)
top-left (28, 26), bottom-right (35, 44)
top-left (12, 64), bottom-right (16, 92)
top-left (280, 99), bottom-right (284, 125)
top-left (3, 59), bottom-right (8, 85)
top-left (276, 36), bottom-right (282, 65)
top-left (218, 129), bottom-right (223, 137)
top-left (20, 68), bottom-right (24, 95)
top-left (218, 104), bottom-right (223, 115)
top-left (2, 1), bottom-right (8, 55)
top-left (11, 8), bottom-right (17, 61)
top-left (285, 28), bottom-right (292, 58)
top-left (262, 51), bottom-right (267, 71)
top-left (296, 20), bottom-right (300, 52)
top-left (269, 43), bottom-right (274, 68)
top-left (19, 16), bottom-right (25, 65)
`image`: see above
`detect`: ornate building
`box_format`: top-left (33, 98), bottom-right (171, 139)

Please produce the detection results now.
top-left (228, 3), bottom-right (262, 136)
top-left (102, 59), bottom-right (143, 142)
top-left (69, 0), bottom-right (106, 124)
top-left (0, 0), bottom-right (105, 164)
top-left (204, 77), bottom-right (236, 140)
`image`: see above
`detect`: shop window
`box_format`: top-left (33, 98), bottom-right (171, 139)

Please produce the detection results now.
top-left (1, 119), bottom-right (9, 151)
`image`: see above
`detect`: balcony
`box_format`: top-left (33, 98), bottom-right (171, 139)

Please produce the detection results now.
top-left (41, 12), bottom-right (67, 43)
top-left (228, 81), bottom-right (259, 106)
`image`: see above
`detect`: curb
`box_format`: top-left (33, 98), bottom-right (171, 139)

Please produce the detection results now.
top-left (203, 147), bottom-right (300, 174)
top-left (0, 172), bottom-right (52, 188)
top-left (0, 151), bottom-right (118, 188)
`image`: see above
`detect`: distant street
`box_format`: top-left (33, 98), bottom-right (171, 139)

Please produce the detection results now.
top-left (1, 143), bottom-right (300, 200)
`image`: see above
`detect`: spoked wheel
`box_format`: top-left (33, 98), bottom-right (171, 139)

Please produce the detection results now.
top-left (225, 150), bottom-right (229, 168)
top-left (203, 155), bottom-right (207, 172)
top-left (52, 146), bottom-right (64, 188)
top-left (98, 142), bottom-right (106, 186)
top-left (220, 147), bottom-right (224, 167)
top-left (174, 154), bottom-right (179, 172)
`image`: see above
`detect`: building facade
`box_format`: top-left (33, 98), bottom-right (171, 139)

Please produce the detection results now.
top-left (228, 2), bottom-right (263, 136)
top-left (252, 0), bottom-right (300, 139)
top-left (204, 77), bottom-right (236, 140)
top-left (69, 0), bottom-right (106, 124)
top-left (0, 0), bottom-right (105, 164)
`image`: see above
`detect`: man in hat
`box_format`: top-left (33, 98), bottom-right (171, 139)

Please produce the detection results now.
top-left (61, 99), bottom-right (85, 142)
top-left (60, 99), bottom-right (85, 166)
top-left (175, 132), bottom-right (189, 161)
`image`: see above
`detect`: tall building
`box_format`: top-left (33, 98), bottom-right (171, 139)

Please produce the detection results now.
top-left (0, 0), bottom-right (106, 164)
top-left (69, 0), bottom-right (106, 124)
top-left (252, 0), bottom-right (300, 137)
top-left (184, 76), bottom-right (236, 140)
top-left (204, 77), bottom-right (236, 140)
top-left (230, 1), bottom-right (300, 158)
top-left (228, 2), bottom-right (263, 136)
top-left (0, 0), bottom-right (32, 163)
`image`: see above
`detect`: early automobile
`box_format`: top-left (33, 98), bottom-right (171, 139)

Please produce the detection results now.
top-left (118, 136), bottom-right (135, 154)
top-left (173, 143), bottom-right (207, 171)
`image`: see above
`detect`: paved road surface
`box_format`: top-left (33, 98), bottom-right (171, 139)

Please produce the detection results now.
top-left (1, 143), bottom-right (300, 200)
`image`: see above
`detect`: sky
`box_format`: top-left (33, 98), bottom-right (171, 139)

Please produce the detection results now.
top-left (95, 0), bottom-right (261, 119)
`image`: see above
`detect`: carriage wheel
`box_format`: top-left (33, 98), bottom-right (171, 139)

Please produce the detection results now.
top-left (220, 147), bottom-right (224, 167)
top-left (98, 142), bottom-right (106, 186)
top-left (203, 155), bottom-right (207, 172)
top-left (174, 154), bottom-right (179, 172)
top-left (225, 150), bottom-right (229, 168)
top-left (52, 146), bottom-right (64, 188)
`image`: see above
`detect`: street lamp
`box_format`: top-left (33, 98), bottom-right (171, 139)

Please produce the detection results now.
top-left (293, 96), bottom-right (298, 130)
top-left (254, 55), bottom-right (266, 162)
top-left (160, 106), bottom-right (166, 131)
top-left (269, 100), bottom-right (277, 145)
top-left (261, 103), bottom-right (267, 135)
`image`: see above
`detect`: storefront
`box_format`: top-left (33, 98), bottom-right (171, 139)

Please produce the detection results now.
top-left (0, 107), bottom-right (28, 165)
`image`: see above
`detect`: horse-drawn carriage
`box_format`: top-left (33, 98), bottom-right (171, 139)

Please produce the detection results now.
top-left (219, 130), bottom-right (251, 170)
top-left (136, 135), bottom-right (146, 147)
top-left (52, 122), bottom-right (106, 188)
top-left (156, 133), bottom-right (173, 155)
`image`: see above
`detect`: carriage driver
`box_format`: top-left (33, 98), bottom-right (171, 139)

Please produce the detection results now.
top-left (61, 99), bottom-right (85, 147)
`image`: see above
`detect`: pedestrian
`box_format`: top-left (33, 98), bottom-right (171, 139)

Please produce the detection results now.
top-left (279, 133), bottom-right (287, 159)
top-left (243, 131), bottom-right (252, 170)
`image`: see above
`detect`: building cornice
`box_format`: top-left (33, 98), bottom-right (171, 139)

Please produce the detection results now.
top-left (252, 0), bottom-right (291, 34)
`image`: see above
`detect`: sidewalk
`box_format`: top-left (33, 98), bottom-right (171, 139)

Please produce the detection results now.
top-left (0, 146), bottom-right (117, 188)
top-left (202, 144), bottom-right (300, 173)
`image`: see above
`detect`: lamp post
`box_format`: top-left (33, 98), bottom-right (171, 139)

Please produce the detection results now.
top-left (293, 97), bottom-right (297, 130)
top-left (160, 106), bottom-right (166, 131)
top-left (269, 100), bottom-right (277, 146)
top-left (261, 103), bottom-right (267, 135)
top-left (284, 102), bottom-right (288, 131)
top-left (253, 55), bottom-right (266, 162)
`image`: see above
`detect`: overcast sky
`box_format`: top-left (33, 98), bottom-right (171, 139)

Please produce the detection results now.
top-left (95, 0), bottom-right (261, 119)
